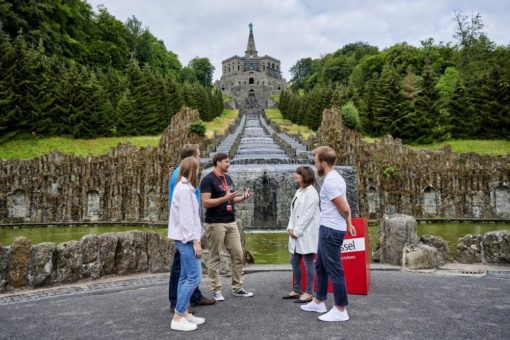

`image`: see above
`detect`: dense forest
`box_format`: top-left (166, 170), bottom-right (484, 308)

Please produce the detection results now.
top-left (0, 0), bottom-right (222, 141)
top-left (281, 11), bottom-right (510, 143)
top-left (1, 3), bottom-right (508, 144)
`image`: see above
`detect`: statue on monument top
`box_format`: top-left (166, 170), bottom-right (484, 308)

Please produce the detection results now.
top-left (249, 22), bottom-right (253, 33)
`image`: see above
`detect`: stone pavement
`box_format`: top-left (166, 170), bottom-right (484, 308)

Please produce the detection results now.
top-left (1, 265), bottom-right (509, 340)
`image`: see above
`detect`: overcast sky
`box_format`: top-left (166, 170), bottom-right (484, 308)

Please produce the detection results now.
top-left (86, 0), bottom-right (510, 81)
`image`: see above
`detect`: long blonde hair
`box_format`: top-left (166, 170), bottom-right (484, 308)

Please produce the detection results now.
top-left (178, 156), bottom-right (200, 187)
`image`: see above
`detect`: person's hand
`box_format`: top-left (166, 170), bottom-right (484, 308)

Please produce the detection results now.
top-left (347, 223), bottom-right (357, 237)
top-left (242, 188), bottom-right (253, 201)
top-left (288, 228), bottom-right (297, 239)
top-left (193, 240), bottom-right (202, 258)
top-left (225, 190), bottom-right (240, 201)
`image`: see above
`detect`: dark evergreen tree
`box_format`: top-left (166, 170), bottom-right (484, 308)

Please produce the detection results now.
top-left (372, 64), bottom-right (403, 136)
top-left (278, 90), bottom-right (290, 119)
top-left (478, 50), bottom-right (510, 138)
top-left (0, 35), bottom-right (54, 139)
top-left (116, 88), bottom-right (138, 135)
top-left (126, 60), bottom-right (159, 134)
top-left (448, 81), bottom-right (477, 138)
top-left (193, 82), bottom-right (212, 121)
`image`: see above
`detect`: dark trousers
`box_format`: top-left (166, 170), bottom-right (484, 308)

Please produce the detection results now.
top-left (290, 253), bottom-right (315, 294)
top-left (315, 225), bottom-right (348, 306)
top-left (169, 248), bottom-right (203, 309)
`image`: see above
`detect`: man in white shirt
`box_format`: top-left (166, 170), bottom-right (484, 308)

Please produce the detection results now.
top-left (300, 146), bottom-right (357, 322)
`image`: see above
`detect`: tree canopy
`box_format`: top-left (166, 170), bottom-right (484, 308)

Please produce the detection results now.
top-left (0, 0), bottom-right (221, 141)
top-left (285, 11), bottom-right (509, 142)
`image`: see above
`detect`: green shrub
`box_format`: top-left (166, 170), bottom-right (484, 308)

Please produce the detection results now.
top-left (188, 120), bottom-right (206, 136)
top-left (341, 102), bottom-right (361, 130)
top-left (382, 165), bottom-right (399, 178)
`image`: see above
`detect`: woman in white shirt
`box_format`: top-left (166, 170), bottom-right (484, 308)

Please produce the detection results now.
top-left (283, 166), bottom-right (320, 303)
top-left (168, 157), bottom-right (205, 332)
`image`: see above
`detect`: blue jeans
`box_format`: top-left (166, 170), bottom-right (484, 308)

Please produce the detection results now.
top-left (290, 253), bottom-right (315, 294)
top-left (169, 247), bottom-right (203, 309)
top-left (315, 225), bottom-right (348, 306)
top-left (173, 241), bottom-right (202, 315)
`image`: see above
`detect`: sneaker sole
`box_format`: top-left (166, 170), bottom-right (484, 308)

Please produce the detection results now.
top-left (171, 322), bottom-right (198, 331)
top-left (300, 306), bottom-right (327, 313)
top-left (318, 316), bottom-right (349, 322)
top-left (232, 293), bottom-right (254, 297)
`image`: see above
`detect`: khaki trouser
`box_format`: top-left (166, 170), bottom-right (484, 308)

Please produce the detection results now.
top-left (206, 222), bottom-right (243, 293)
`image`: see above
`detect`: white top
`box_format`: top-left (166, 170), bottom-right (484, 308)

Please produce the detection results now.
top-left (320, 170), bottom-right (347, 231)
top-left (287, 186), bottom-right (320, 254)
top-left (168, 178), bottom-right (202, 243)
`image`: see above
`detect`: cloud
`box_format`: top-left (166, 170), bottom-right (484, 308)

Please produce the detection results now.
top-left (86, 0), bottom-right (510, 80)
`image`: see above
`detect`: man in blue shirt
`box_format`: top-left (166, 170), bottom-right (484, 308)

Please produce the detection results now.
top-left (168, 144), bottom-right (215, 313)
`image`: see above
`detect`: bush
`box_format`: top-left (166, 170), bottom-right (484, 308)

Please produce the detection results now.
top-left (188, 120), bottom-right (206, 136)
top-left (341, 102), bottom-right (361, 130)
top-left (382, 165), bottom-right (399, 178)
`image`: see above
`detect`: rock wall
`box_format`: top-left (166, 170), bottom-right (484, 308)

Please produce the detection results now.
top-left (0, 107), bottom-right (205, 224)
top-left (457, 230), bottom-right (510, 264)
top-left (0, 232), bottom-right (173, 291)
top-left (0, 219), bottom-right (249, 292)
top-left (318, 107), bottom-right (510, 220)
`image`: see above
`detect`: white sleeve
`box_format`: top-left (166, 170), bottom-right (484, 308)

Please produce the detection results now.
top-left (324, 176), bottom-right (345, 201)
top-left (174, 188), bottom-right (201, 243)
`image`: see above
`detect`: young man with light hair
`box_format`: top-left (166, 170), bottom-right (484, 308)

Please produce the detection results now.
top-left (300, 146), bottom-right (357, 322)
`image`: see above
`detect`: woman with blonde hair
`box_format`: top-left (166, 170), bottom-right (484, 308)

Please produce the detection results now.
top-left (168, 156), bottom-right (205, 331)
top-left (283, 166), bottom-right (320, 303)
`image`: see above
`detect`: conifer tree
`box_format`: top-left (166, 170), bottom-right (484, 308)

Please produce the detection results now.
top-left (372, 64), bottom-right (403, 136)
top-left (126, 60), bottom-right (159, 134)
top-left (278, 90), bottom-right (289, 119)
top-left (193, 82), bottom-right (212, 121)
top-left (182, 81), bottom-right (196, 110)
top-left (213, 87), bottom-right (224, 118)
top-left (161, 74), bottom-right (183, 127)
top-left (116, 88), bottom-right (138, 135)
top-left (478, 56), bottom-right (510, 138)
top-left (448, 81), bottom-right (477, 138)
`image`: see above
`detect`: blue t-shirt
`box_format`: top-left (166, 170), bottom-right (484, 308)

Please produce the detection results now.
top-left (169, 166), bottom-right (201, 206)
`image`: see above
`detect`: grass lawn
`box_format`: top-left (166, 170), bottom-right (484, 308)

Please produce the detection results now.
top-left (362, 136), bottom-right (509, 156)
top-left (265, 108), bottom-right (315, 140)
top-left (204, 109), bottom-right (239, 139)
top-left (410, 139), bottom-right (510, 156)
top-left (0, 135), bottom-right (161, 160)
top-left (0, 110), bottom-right (239, 160)
top-left (362, 136), bottom-right (381, 143)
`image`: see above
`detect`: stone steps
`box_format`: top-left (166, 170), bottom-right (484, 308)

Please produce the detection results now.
top-left (205, 110), bottom-right (312, 165)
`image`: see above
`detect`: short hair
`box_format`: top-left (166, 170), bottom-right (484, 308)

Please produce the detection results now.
top-left (178, 157), bottom-right (200, 187)
top-left (180, 144), bottom-right (199, 160)
top-left (296, 166), bottom-right (316, 187)
top-left (312, 146), bottom-right (337, 166)
top-left (212, 152), bottom-right (229, 167)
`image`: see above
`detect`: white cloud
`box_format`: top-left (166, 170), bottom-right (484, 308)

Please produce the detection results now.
top-left (86, 0), bottom-right (510, 80)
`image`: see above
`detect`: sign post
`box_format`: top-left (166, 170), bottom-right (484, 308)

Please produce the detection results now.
top-left (295, 217), bottom-right (371, 295)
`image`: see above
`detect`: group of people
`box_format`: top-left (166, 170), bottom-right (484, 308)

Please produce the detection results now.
top-left (167, 144), bottom-right (355, 332)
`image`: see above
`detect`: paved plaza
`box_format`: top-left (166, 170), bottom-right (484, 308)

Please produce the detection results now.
top-left (1, 267), bottom-right (509, 340)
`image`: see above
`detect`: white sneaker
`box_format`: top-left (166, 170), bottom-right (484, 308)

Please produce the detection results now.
top-left (318, 307), bottom-right (350, 322)
top-left (212, 291), bottom-right (225, 301)
top-left (171, 318), bottom-right (197, 331)
top-left (300, 300), bottom-right (327, 313)
top-left (186, 314), bottom-right (205, 325)
top-left (232, 288), bottom-right (254, 297)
